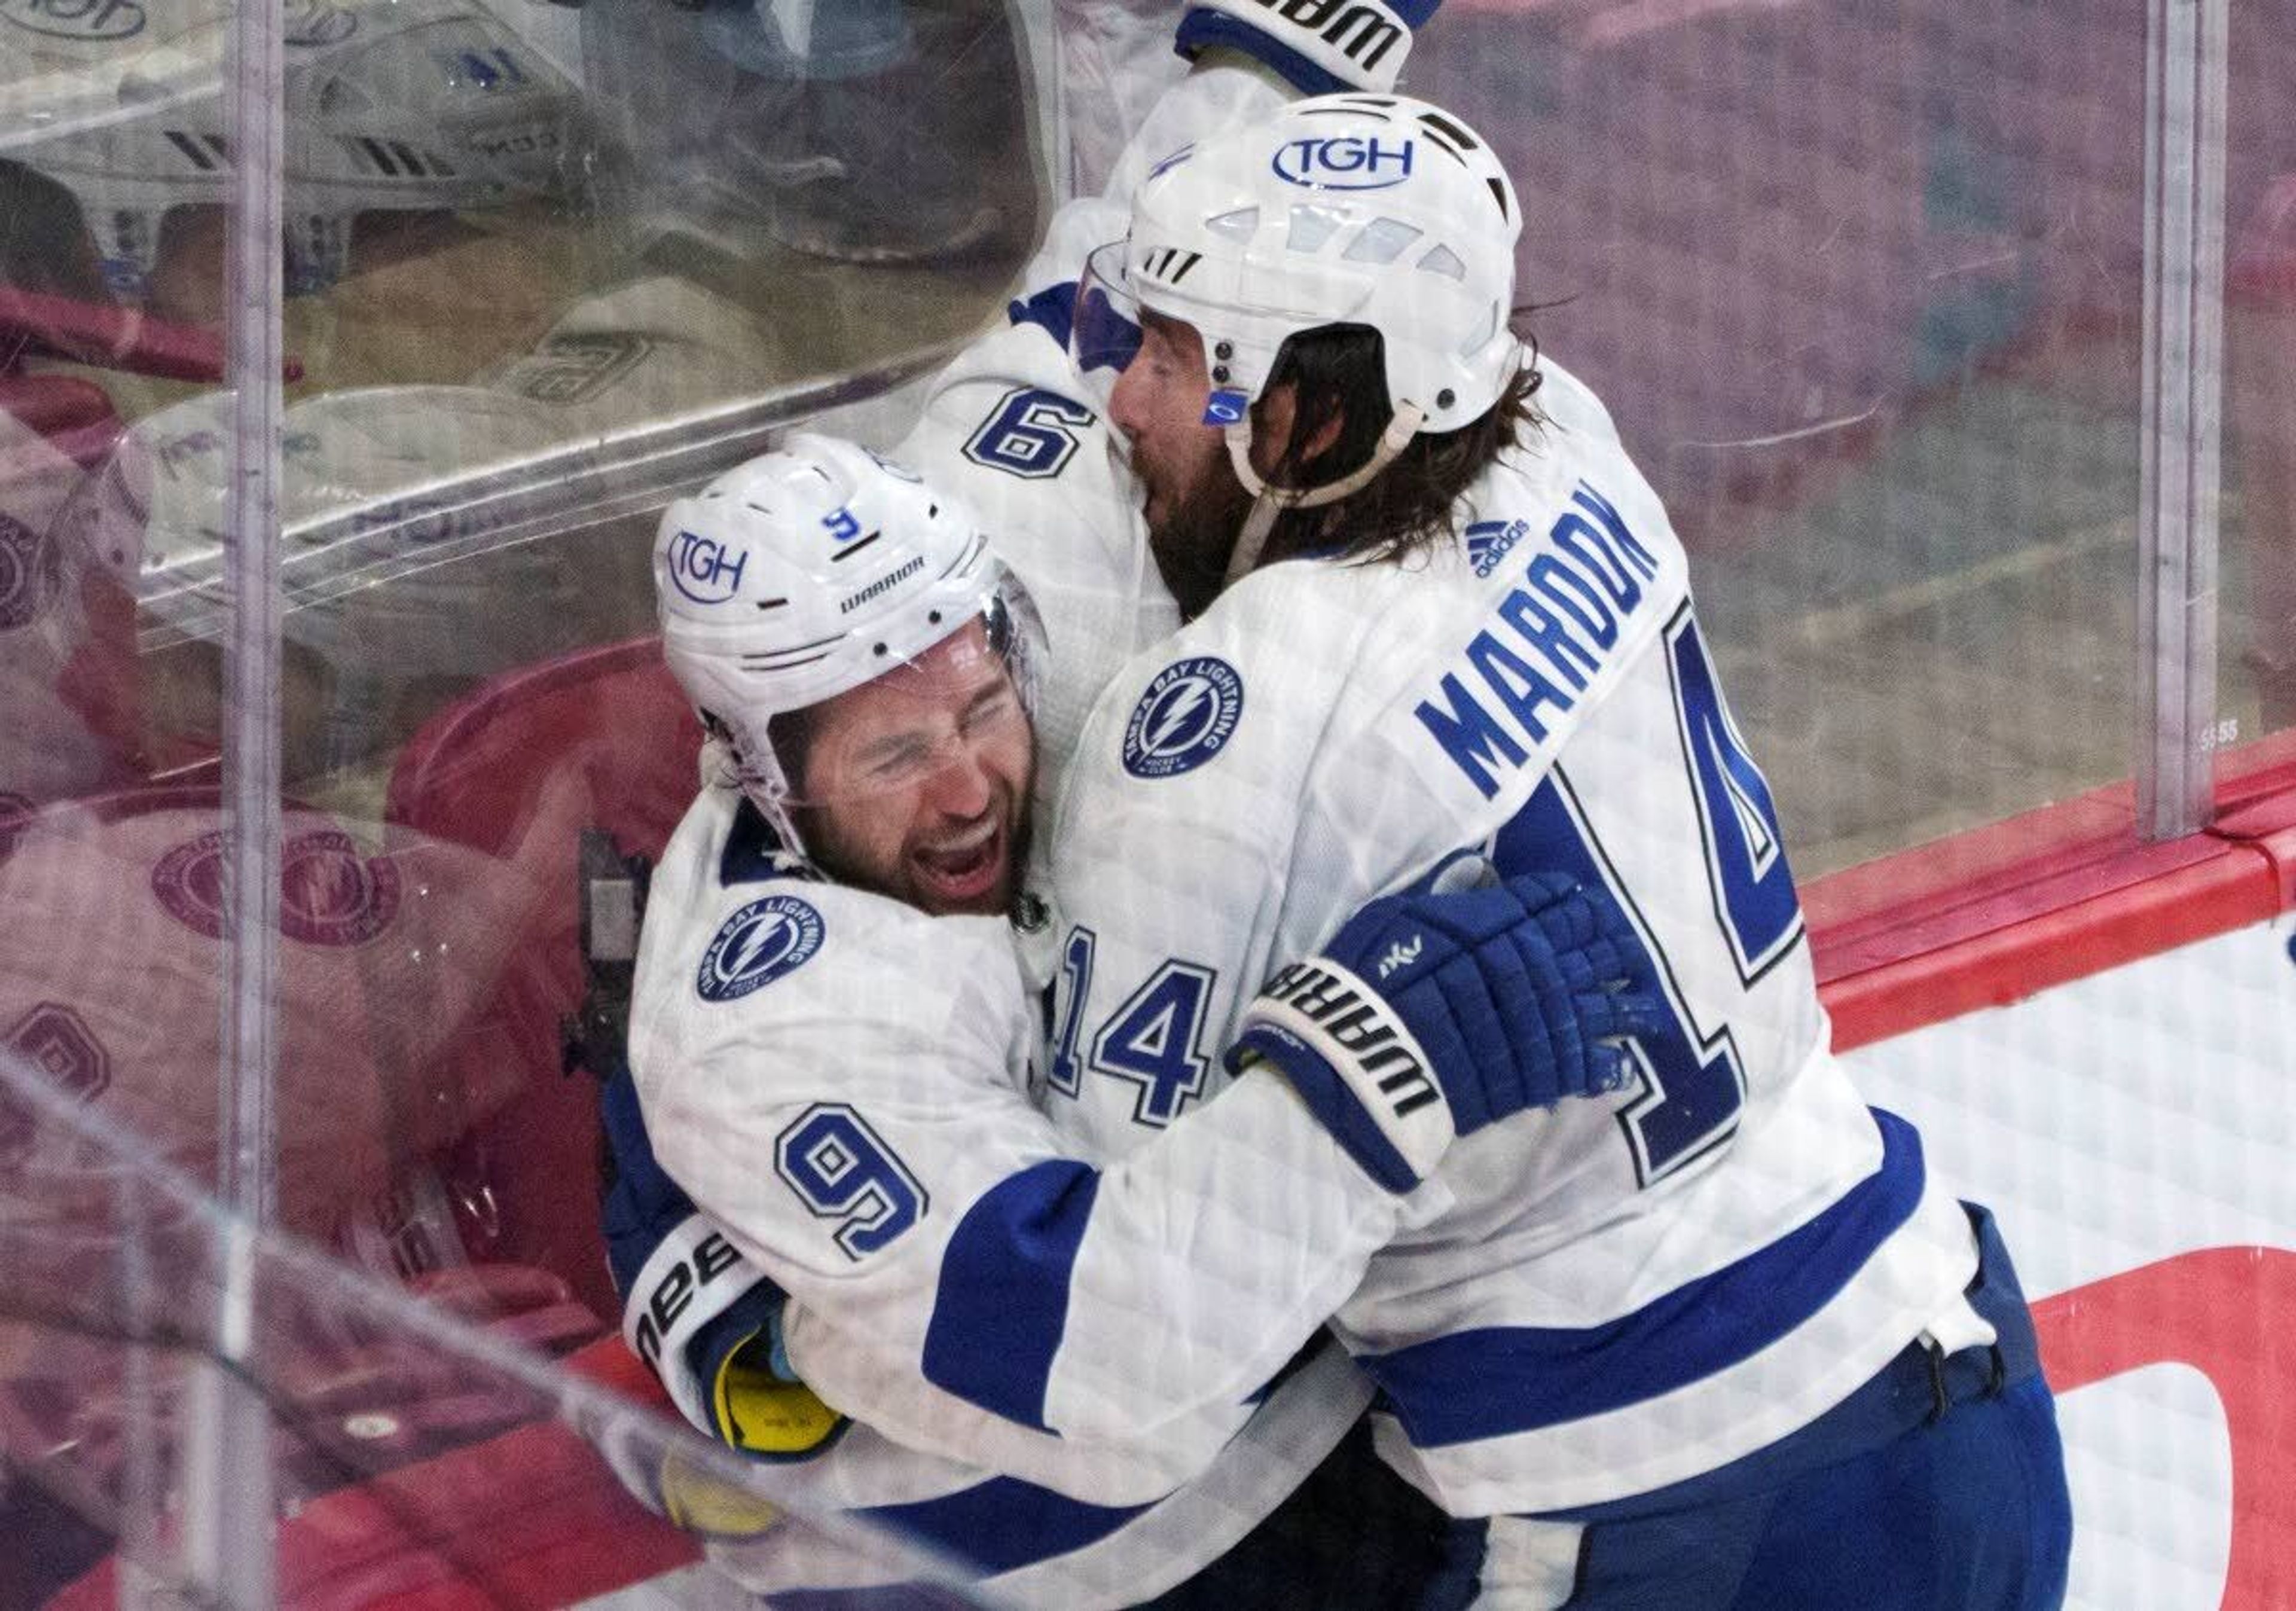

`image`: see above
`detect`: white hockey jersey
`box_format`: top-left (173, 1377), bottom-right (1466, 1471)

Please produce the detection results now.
top-left (884, 59), bottom-right (1293, 791)
top-left (630, 784), bottom-right (1427, 1501)
top-left (618, 59), bottom-right (1425, 1599)
top-left (624, 783), bottom-right (1423, 1600)
top-left (1034, 362), bottom-right (1986, 1517)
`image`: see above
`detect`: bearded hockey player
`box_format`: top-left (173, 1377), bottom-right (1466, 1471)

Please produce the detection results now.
top-left (1009, 90), bottom-right (2074, 1607)
top-left (602, 430), bottom-right (1660, 1604)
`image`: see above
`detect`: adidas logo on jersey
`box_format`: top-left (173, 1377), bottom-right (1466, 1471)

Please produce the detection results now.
top-left (1464, 517), bottom-right (1529, 578)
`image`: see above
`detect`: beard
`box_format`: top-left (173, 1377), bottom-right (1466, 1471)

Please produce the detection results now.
top-left (1144, 463), bottom-right (1256, 621)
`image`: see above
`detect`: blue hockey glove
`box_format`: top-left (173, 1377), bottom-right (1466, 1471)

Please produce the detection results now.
top-left (1176, 0), bottom-right (1437, 96)
top-left (1227, 869), bottom-right (1666, 1192)
top-left (601, 1070), bottom-right (839, 1456)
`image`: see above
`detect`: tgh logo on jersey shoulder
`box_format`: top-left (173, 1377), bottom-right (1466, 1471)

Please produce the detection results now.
top-left (698, 895), bottom-right (826, 1002)
top-left (1123, 656), bottom-right (1245, 779)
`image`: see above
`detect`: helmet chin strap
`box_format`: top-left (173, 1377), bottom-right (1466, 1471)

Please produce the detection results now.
top-left (711, 729), bottom-right (815, 868)
top-left (1220, 402), bottom-right (1425, 585)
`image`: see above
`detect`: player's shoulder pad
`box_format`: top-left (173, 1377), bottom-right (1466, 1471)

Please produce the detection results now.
top-left (1213, 550), bottom-right (1403, 664)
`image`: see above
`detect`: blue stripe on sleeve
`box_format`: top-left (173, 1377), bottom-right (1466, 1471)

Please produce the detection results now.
top-left (598, 1068), bottom-right (696, 1297)
top-left (861, 1473), bottom-right (1150, 1575)
top-left (922, 1158), bottom-right (1102, 1432)
top-left (1360, 1109), bottom-right (1929, 1447)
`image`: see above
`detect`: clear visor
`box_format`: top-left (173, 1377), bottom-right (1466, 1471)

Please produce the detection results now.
top-left (769, 572), bottom-right (1045, 810)
top-left (1070, 240), bottom-right (1144, 414)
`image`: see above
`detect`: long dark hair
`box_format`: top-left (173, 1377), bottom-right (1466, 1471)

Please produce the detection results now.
top-left (1248, 321), bottom-right (1545, 569)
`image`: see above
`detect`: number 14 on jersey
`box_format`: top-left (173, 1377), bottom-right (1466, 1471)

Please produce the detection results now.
top-left (1045, 926), bottom-right (1220, 1128)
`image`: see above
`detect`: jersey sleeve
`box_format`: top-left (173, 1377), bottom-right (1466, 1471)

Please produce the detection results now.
top-left (636, 896), bottom-right (1417, 1505)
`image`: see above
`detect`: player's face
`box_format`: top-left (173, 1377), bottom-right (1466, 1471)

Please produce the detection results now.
top-left (795, 624), bottom-right (1036, 917)
top-left (1109, 310), bottom-right (1253, 619)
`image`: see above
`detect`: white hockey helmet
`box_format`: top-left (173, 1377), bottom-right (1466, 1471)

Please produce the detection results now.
top-left (1115, 93), bottom-right (1526, 575)
top-left (653, 433), bottom-right (1042, 858)
top-left (1125, 93), bottom-right (1523, 434)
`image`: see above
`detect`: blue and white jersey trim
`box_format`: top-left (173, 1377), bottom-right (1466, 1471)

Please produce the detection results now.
top-left (923, 1158), bottom-right (1101, 1432)
top-left (758, 1342), bottom-right (1373, 1609)
top-left (1362, 1110), bottom-right (1927, 1447)
top-left (1364, 1110), bottom-right (1983, 1516)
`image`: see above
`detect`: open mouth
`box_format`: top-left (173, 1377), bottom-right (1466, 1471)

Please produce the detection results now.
top-left (912, 818), bottom-right (1006, 908)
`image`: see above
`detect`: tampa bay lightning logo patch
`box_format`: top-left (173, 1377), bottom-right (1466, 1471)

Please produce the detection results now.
top-left (1122, 657), bottom-right (1244, 779)
top-left (698, 895), bottom-right (825, 1002)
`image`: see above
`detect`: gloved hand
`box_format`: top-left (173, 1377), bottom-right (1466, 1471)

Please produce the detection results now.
top-left (1228, 866), bottom-right (1665, 1192)
top-left (600, 1069), bottom-right (841, 1456)
top-left (1176, 0), bottom-right (1440, 97)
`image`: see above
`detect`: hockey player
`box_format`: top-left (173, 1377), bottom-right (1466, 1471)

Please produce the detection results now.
top-left (633, 12), bottom-right (2053, 1608)
top-left (609, 430), bottom-right (1662, 1604)
top-left (996, 92), bottom-right (2074, 1606)
top-left (606, 3), bottom-right (2072, 1595)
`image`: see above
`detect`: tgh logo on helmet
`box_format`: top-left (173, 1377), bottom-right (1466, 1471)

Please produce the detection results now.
top-left (1271, 135), bottom-right (1416, 192)
top-left (668, 529), bottom-right (750, 606)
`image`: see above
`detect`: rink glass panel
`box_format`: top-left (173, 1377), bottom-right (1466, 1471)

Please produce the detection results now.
top-left (4, 0), bottom-right (1047, 795)
top-left (0, 0), bottom-right (2289, 1598)
top-left (0, 0), bottom-right (1048, 1591)
top-left (1413, 0), bottom-right (2293, 873)
top-left (0, 1060), bottom-right (991, 1604)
